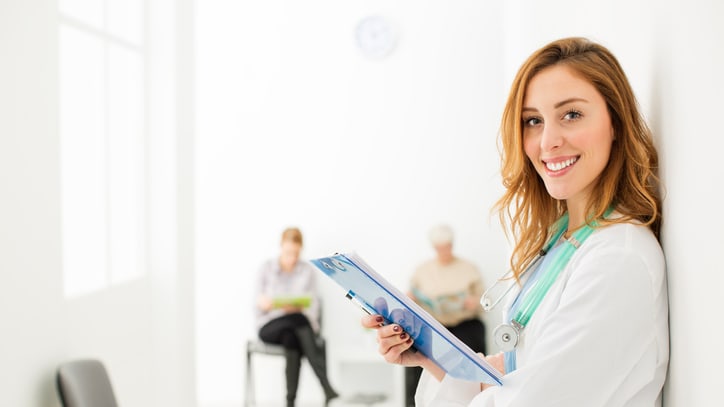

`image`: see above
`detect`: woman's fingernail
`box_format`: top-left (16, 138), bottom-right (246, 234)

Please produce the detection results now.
top-left (392, 325), bottom-right (400, 332)
top-left (375, 316), bottom-right (384, 323)
top-left (400, 333), bottom-right (407, 340)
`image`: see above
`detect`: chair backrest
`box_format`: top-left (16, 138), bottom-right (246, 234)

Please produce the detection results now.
top-left (56, 359), bottom-right (119, 407)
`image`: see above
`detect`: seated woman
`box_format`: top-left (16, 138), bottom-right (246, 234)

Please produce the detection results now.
top-left (406, 224), bottom-right (487, 407)
top-left (254, 227), bottom-right (338, 407)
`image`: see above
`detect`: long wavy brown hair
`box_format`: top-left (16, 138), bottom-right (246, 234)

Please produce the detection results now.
top-left (494, 37), bottom-right (662, 279)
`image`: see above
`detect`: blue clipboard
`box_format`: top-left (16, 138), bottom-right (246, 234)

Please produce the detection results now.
top-left (310, 252), bottom-right (503, 385)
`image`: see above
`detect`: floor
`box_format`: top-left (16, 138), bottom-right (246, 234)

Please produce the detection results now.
top-left (204, 395), bottom-right (397, 407)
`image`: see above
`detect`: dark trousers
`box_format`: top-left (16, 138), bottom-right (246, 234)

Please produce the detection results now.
top-left (259, 312), bottom-right (311, 350)
top-left (259, 313), bottom-right (337, 406)
top-left (404, 318), bottom-right (486, 407)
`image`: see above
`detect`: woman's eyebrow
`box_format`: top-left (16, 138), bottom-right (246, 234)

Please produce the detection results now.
top-left (522, 97), bottom-right (589, 113)
top-left (554, 97), bottom-right (588, 108)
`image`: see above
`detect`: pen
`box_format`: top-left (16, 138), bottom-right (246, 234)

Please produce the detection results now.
top-left (346, 290), bottom-right (385, 327)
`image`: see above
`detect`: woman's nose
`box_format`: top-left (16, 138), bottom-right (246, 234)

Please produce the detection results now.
top-left (539, 124), bottom-right (563, 151)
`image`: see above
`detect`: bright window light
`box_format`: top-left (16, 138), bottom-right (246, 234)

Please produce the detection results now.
top-left (59, 1), bottom-right (146, 298)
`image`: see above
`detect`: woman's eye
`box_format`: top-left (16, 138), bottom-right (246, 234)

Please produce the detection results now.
top-left (523, 117), bottom-right (541, 127)
top-left (563, 110), bottom-right (582, 121)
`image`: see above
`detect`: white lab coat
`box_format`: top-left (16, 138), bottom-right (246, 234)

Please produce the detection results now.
top-left (415, 222), bottom-right (669, 407)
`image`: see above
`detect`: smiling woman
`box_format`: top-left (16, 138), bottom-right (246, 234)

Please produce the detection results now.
top-left (498, 38), bottom-right (662, 274)
top-left (521, 65), bottom-right (615, 217)
top-left (360, 37), bottom-right (668, 407)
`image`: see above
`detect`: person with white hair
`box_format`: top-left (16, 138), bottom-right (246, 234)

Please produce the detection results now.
top-left (404, 224), bottom-right (487, 407)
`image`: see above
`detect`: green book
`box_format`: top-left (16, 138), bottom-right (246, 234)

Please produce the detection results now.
top-left (271, 295), bottom-right (312, 308)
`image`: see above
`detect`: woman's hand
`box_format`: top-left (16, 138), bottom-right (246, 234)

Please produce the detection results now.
top-left (257, 295), bottom-right (273, 312)
top-left (281, 304), bottom-right (303, 313)
top-left (463, 294), bottom-right (480, 311)
top-left (481, 352), bottom-right (505, 391)
top-left (360, 314), bottom-right (429, 368)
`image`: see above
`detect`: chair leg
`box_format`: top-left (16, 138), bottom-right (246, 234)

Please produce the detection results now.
top-left (244, 348), bottom-right (254, 407)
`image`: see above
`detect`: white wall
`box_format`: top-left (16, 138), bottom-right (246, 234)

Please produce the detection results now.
top-left (654, 1), bottom-right (724, 404)
top-left (1, 3), bottom-right (66, 405)
top-left (195, 1), bottom-right (724, 406)
top-left (0, 1), bottom-right (195, 406)
top-left (195, 1), bottom-right (507, 404)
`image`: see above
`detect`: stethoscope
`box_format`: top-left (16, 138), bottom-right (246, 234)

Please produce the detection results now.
top-left (479, 251), bottom-right (546, 313)
top-left (480, 238), bottom-right (561, 353)
top-left (480, 208), bottom-right (612, 352)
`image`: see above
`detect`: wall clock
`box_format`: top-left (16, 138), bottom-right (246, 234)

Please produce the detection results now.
top-left (355, 15), bottom-right (397, 59)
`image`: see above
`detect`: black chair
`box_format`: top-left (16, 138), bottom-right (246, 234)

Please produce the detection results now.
top-left (56, 359), bottom-right (118, 407)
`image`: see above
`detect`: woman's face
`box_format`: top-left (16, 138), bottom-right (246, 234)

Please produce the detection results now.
top-left (279, 241), bottom-right (301, 271)
top-left (434, 243), bottom-right (453, 264)
top-left (522, 65), bottom-right (614, 209)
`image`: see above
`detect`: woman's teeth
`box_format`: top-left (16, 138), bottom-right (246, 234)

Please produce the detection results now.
top-left (546, 157), bottom-right (578, 171)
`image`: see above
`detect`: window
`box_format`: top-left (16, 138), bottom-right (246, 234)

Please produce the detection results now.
top-left (59, 0), bottom-right (146, 297)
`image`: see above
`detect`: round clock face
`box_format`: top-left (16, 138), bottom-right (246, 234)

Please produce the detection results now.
top-left (355, 15), bottom-right (396, 59)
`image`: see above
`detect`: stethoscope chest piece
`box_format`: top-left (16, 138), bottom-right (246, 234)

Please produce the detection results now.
top-left (494, 323), bottom-right (520, 353)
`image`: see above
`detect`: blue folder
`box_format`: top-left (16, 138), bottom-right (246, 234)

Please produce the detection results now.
top-left (310, 252), bottom-right (503, 385)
